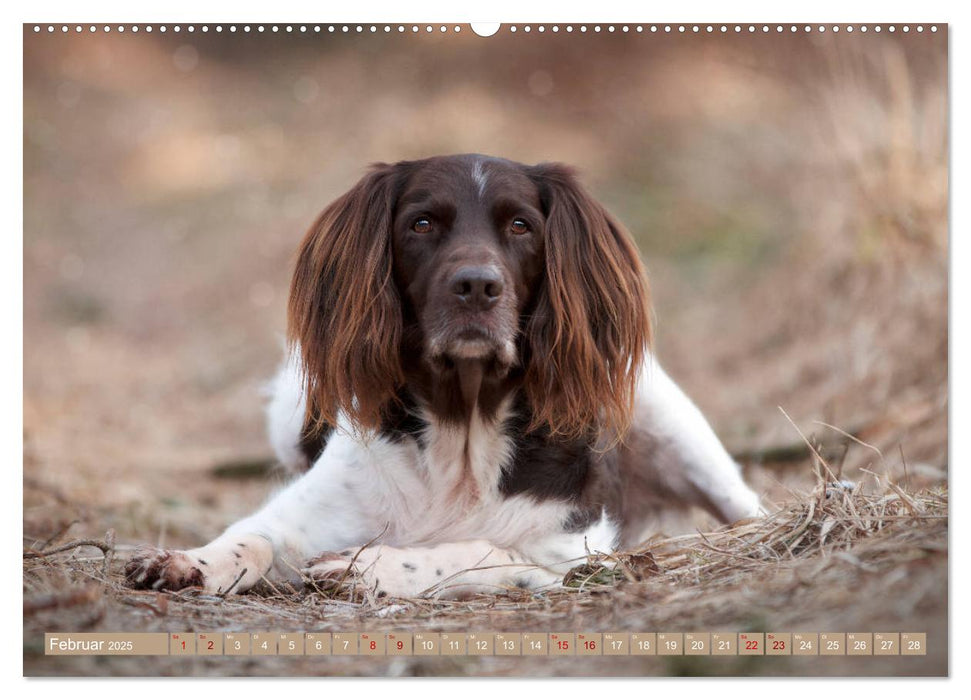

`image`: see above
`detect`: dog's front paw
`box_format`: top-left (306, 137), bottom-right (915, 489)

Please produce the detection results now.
top-left (125, 535), bottom-right (274, 595)
top-left (302, 551), bottom-right (362, 590)
top-left (302, 548), bottom-right (395, 597)
top-left (125, 546), bottom-right (207, 592)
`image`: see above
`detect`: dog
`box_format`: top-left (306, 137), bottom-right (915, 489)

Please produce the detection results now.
top-left (126, 154), bottom-right (761, 598)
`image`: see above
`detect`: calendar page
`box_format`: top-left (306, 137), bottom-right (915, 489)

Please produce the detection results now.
top-left (22, 19), bottom-right (948, 678)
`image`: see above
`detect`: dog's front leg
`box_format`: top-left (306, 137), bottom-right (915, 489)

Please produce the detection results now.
top-left (304, 540), bottom-right (565, 599)
top-left (126, 436), bottom-right (373, 594)
top-left (304, 512), bottom-right (619, 599)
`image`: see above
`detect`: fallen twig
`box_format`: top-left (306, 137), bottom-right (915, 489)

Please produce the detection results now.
top-left (24, 537), bottom-right (113, 560)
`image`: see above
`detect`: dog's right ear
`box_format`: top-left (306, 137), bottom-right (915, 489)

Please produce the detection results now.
top-left (288, 163), bottom-right (404, 435)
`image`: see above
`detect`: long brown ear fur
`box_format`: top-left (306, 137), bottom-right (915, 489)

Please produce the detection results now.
top-left (287, 164), bottom-right (403, 435)
top-left (524, 163), bottom-right (652, 442)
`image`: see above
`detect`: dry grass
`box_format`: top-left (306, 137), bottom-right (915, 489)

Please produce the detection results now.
top-left (24, 472), bottom-right (947, 676)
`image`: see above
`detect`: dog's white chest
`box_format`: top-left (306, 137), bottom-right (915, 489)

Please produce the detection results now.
top-left (422, 408), bottom-right (514, 502)
top-left (341, 403), bottom-right (572, 547)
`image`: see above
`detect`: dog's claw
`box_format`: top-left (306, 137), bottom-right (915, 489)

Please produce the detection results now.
top-left (125, 546), bottom-right (206, 592)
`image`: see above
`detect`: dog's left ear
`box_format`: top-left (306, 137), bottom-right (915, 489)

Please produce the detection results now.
top-left (524, 163), bottom-right (653, 442)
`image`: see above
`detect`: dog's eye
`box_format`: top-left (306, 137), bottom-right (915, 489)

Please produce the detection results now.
top-left (412, 218), bottom-right (432, 234)
top-left (510, 218), bottom-right (530, 235)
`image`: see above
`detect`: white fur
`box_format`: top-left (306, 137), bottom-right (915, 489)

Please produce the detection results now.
top-left (304, 508), bottom-right (617, 598)
top-left (128, 353), bottom-right (760, 597)
top-left (633, 359), bottom-right (763, 522)
top-left (265, 353), bottom-right (310, 473)
top-left (471, 159), bottom-right (488, 198)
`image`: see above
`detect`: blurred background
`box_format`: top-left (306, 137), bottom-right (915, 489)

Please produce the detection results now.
top-left (24, 25), bottom-right (947, 546)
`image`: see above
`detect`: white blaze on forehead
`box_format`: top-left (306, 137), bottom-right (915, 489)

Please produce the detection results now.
top-left (471, 159), bottom-right (488, 198)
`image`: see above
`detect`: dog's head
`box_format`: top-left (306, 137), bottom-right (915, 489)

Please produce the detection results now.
top-left (289, 154), bottom-right (651, 440)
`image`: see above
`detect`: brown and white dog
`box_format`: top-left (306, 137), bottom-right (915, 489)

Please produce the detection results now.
top-left (126, 154), bottom-right (761, 598)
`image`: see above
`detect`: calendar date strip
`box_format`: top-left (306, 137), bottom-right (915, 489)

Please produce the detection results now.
top-left (44, 632), bottom-right (927, 656)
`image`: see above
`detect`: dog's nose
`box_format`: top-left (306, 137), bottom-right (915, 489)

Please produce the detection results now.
top-left (449, 266), bottom-right (504, 310)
